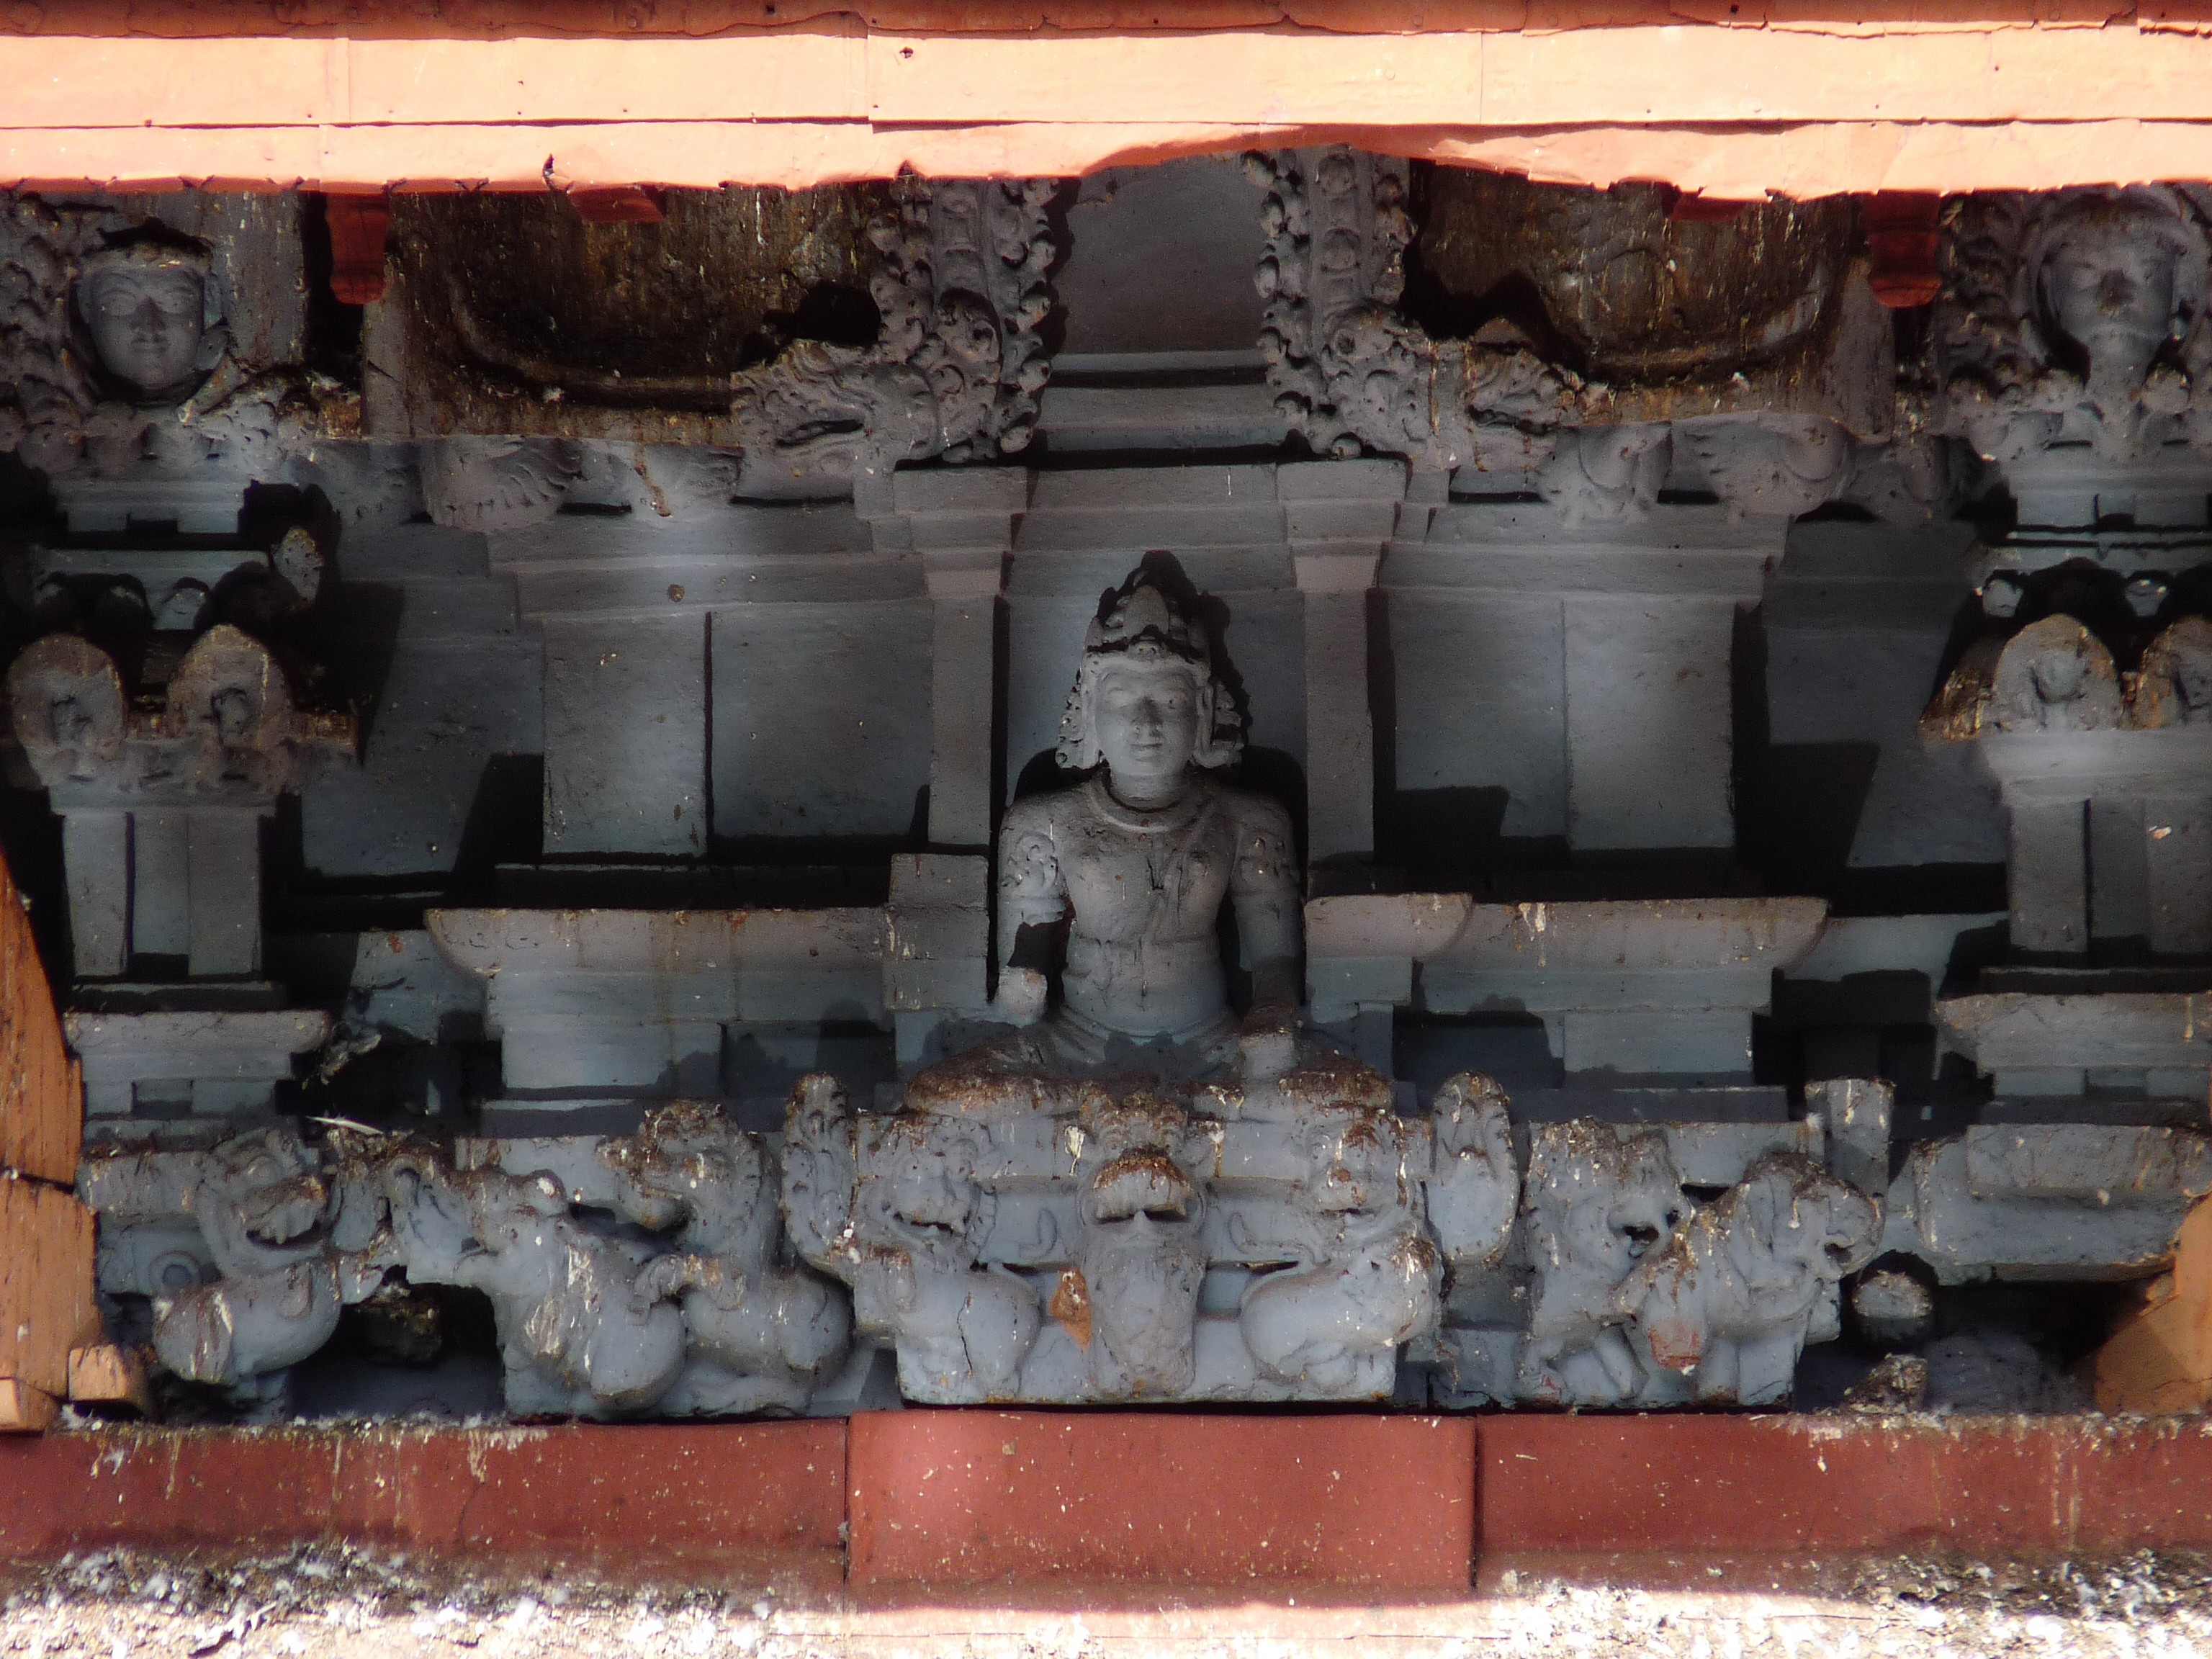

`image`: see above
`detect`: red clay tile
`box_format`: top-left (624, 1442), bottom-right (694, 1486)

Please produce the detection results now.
top-left (847, 1411), bottom-right (1476, 1590)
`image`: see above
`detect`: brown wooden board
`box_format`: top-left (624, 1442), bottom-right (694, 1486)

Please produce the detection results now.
top-left (0, 1179), bottom-right (97, 1403)
top-left (0, 853), bottom-right (78, 1187)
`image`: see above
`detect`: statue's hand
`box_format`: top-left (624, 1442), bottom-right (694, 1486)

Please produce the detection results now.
top-left (994, 968), bottom-right (1048, 1027)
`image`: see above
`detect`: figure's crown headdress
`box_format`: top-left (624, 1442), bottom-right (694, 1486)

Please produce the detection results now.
top-left (1082, 572), bottom-right (1211, 668)
top-left (1056, 565), bottom-right (1243, 772)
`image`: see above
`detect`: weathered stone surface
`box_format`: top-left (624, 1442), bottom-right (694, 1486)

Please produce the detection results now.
top-left (1882, 1124), bottom-right (2212, 1284)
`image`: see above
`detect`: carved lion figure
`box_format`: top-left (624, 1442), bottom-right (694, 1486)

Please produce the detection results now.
top-left (1238, 1102), bottom-right (1439, 1396)
top-left (783, 1074), bottom-right (1039, 1403)
top-left (599, 1100), bottom-right (850, 1416)
top-left (1517, 1123), bottom-right (1686, 1406)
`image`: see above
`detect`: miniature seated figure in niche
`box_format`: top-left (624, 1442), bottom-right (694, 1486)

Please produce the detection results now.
top-left (1990, 614), bottom-right (2125, 732)
top-left (2134, 615), bottom-right (2212, 727)
top-left (75, 240), bottom-right (228, 407)
top-left (909, 568), bottom-right (1305, 1106)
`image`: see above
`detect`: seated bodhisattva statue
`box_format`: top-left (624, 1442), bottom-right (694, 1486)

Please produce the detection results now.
top-left (909, 569), bottom-right (1310, 1108)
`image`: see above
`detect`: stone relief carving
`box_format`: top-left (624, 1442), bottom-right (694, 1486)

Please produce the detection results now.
top-left (782, 1066), bottom-right (1516, 1406)
top-left (1248, 148), bottom-right (1903, 520)
top-left (83, 1105), bottom-right (850, 1421)
top-left (0, 192), bottom-right (351, 482)
top-left (1934, 186), bottom-right (2212, 464)
top-left (81, 1128), bottom-right (398, 1413)
top-left (601, 1102), bottom-right (853, 1416)
top-left (8, 624), bottom-right (355, 806)
top-left (1917, 610), bottom-right (2212, 737)
top-left (2131, 615), bottom-right (2212, 727)
top-left (1615, 1152), bottom-right (1881, 1406)
top-left (375, 180), bottom-right (1056, 511)
top-left (1517, 1123), bottom-right (1685, 1406)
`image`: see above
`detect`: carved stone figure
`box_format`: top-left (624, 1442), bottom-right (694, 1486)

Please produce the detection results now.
top-left (385, 1150), bottom-right (687, 1418)
top-left (598, 1101), bottom-right (851, 1416)
top-left (1990, 615), bottom-right (2127, 732)
top-left (133, 1128), bottom-right (396, 1412)
top-left (76, 240), bottom-right (227, 405)
top-left (784, 1074), bottom-right (1040, 1403)
top-left (909, 570), bottom-right (1301, 1102)
top-left (9, 624), bottom-right (356, 977)
top-left (1925, 613), bottom-right (2128, 739)
top-left (1936, 187), bottom-right (2212, 464)
top-left (1614, 1152), bottom-right (1881, 1406)
top-left (2132, 615), bottom-right (2212, 727)
top-left (1236, 1098), bottom-right (1442, 1395)
top-left (1517, 1123), bottom-right (1686, 1406)
top-left (1068, 1094), bottom-right (1212, 1398)
top-left (0, 192), bottom-right (347, 482)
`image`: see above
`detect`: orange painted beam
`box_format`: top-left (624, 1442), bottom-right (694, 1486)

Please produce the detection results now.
top-left (2, 18), bottom-right (2212, 194)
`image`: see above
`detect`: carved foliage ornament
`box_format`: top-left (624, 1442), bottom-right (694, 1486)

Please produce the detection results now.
top-left (385, 180), bottom-right (1056, 500)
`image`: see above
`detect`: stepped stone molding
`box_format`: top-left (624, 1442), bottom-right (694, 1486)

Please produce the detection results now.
top-left (426, 907), bottom-right (889, 1101)
top-left (1307, 896), bottom-right (1827, 1078)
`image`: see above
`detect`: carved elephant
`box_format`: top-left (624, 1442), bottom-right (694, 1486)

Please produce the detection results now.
top-left (1617, 1151), bottom-right (1882, 1406)
top-left (386, 1154), bottom-right (685, 1419)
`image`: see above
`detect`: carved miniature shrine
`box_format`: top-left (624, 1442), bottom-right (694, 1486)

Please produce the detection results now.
top-left (9, 161), bottom-right (2212, 1432)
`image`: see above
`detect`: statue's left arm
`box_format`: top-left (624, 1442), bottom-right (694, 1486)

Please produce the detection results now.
top-left (1228, 793), bottom-right (1302, 1024)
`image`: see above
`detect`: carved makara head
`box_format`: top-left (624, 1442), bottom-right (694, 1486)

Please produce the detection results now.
top-left (2026, 188), bottom-right (2209, 405)
top-left (1056, 570), bottom-right (1243, 775)
top-left (73, 238), bottom-right (228, 405)
top-left (6, 634), bottom-right (127, 784)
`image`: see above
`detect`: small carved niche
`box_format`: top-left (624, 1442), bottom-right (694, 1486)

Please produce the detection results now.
top-left (1405, 170), bottom-right (1873, 419)
top-left (367, 184), bottom-right (894, 438)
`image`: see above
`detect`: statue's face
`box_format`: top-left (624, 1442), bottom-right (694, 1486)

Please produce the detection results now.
top-left (1092, 659), bottom-right (1202, 793)
top-left (2180, 653), bottom-right (2212, 711)
top-left (2042, 224), bottom-right (2180, 394)
top-left (82, 264), bottom-right (206, 397)
top-left (2031, 645), bottom-right (2087, 703)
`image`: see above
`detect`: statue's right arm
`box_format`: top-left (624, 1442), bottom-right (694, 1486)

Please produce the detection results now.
top-left (994, 799), bottom-right (1065, 1025)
